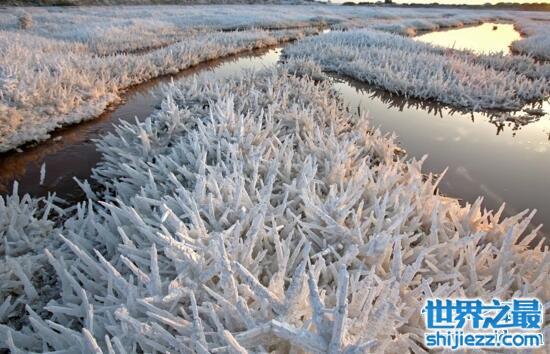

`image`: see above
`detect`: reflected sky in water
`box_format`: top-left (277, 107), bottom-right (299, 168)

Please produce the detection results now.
top-left (415, 22), bottom-right (521, 54)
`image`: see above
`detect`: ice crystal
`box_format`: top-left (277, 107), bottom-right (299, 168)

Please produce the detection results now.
top-left (0, 67), bottom-right (547, 353)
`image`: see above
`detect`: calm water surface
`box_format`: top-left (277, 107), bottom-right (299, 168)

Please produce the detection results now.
top-left (1, 24), bottom-right (548, 237)
top-left (415, 22), bottom-right (521, 54)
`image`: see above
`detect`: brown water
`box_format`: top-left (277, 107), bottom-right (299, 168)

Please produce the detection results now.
top-left (0, 23), bottom-right (548, 237)
top-left (415, 22), bottom-right (521, 54)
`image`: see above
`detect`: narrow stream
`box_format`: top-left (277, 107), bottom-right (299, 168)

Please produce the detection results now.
top-left (0, 47), bottom-right (282, 200)
top-left (1, 23), bottom-right (548, 237)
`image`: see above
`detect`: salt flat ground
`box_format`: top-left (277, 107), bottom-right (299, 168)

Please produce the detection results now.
top-left (0, 5), bottom-right (549, 353)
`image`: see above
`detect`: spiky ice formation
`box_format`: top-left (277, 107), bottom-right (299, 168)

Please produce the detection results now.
top-left (0, 67), bottom-right (548, 353)
top-left (0, 183), bottom-right (64, 331)
top-left (285, 29), bottom-right (549, 113)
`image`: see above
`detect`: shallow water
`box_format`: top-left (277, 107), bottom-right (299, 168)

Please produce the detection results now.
top-left (415, 22), bottom-right (521, 54)
top-left (0, 25), bottom-right (548, 237)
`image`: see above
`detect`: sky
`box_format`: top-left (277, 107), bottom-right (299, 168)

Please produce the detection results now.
top-left (350, 0), bottom-right (549, 3)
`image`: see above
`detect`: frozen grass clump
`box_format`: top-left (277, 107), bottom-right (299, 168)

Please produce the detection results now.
top-left (512, 18), bottom-right (550, 61)
top-left (17, 12), bottom-right (32, 30)
top-left (513, 34), bottom-right (550, 61)
top-left (285, 29), bottom-right (549, 111)
top-left (370, 18), bottom-right (442, 36)
top-left (0, 183), bottom-right (64, 331)
top-left (283, 57), bottom-right (326, 80)
top-left (0, 67), bottom-right (547, 352)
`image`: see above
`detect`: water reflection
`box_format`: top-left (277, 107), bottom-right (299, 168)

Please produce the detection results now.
top-left (336, 74), bottom-right (550, 137)
top-left (415, 22), bottom-right (521, 54)
top-left (333, 76), bottom-right (550, 235)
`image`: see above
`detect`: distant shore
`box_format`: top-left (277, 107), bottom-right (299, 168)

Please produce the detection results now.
top-left (2, 0), bottom-right (312, 6)
top-left (2, 0), bottom-right (550, 12)
top-left (342, 2), bottom-right (550, 12)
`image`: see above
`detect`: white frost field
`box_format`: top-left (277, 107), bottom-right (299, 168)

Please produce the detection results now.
top-left (0, 5), bottom-right (549, 151)
top-left (1, 5), bottom-right (549, 351)
top-left (0, 27), bottom-right (318, 152)
top-left (0, 66), bottom-right (547, 352)
top-left (285, 28), bottom-right (550, 111)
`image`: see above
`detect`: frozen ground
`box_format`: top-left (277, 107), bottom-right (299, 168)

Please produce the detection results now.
top-left (285, 28), bottom-right (550, 111)
top-left (1, 65), bottom-right (547, 352)
top-left (0, 4), bottom-right (549, 151)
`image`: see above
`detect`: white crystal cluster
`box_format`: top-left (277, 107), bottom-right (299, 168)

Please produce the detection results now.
top-left (1, 67), bottom-right (547, 352)
top-left (0, 183), bottom-right (63, 333)
top-left (285, 28), bottom-right (549, 112)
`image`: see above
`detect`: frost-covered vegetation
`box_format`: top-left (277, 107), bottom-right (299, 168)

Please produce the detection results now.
top-left (0, 4), bottom-right (548, 151)
top-left (367, 15), bottom-right (488, 36)
top-left (512, 18), bottom-right (550, 61)
top-left (285, 28), bottom-right (550, 111)
top-left (0, 27), bottom-right (317, 152)
top-left (1, 66), bottom-right (548, 352)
